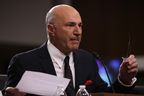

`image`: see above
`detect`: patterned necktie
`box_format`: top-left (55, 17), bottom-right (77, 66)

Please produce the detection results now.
top-left (64, 56), bottom-right (75, 96)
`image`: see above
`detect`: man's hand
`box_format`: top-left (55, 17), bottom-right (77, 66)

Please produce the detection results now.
top-left (119, 54), bottom-right (138, 85)
top-left (5, 87), bottom-right (26, 96)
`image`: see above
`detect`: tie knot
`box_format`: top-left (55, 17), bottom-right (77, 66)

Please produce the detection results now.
top-left (64, 56), bottom-right (69, 65)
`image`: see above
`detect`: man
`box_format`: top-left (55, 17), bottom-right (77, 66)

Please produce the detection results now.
top-left (4, 4), bottom-right (138, 96)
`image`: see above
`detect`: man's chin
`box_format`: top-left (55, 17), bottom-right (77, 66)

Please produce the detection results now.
top-left (70, 46), bottom-right (79, 50)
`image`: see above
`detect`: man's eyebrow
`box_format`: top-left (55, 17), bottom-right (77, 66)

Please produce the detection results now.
top-left (65, 22), bottom-right (82, 26)
top-left (65, 22), bottom-right (76, 25)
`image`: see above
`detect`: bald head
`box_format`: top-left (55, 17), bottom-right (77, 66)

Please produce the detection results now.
top-left (45, 4), bottom-right (81, 26)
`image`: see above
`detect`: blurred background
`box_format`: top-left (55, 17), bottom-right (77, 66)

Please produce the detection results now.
top-left (0, 0), bottom-right (144, 86)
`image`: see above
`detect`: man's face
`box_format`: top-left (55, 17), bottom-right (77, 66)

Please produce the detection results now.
top-left (49, 8), bottom-right (82, 54)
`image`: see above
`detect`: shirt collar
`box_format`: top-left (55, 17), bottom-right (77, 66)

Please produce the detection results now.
top-left (47, 41), bottom-right (73, 68)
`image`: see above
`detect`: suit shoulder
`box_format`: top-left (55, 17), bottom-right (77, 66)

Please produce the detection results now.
top-left (12, 44), bottom-right (45, 59)
top-left (74, 49), bottom-right (93, 57)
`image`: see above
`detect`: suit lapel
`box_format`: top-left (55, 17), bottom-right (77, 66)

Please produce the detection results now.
top-left (38, 43), bottom-right (56, 75)
top-left (73, 50), bottom-right (82, 90)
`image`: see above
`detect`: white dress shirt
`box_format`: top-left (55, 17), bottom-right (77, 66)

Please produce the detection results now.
top-left (47, 41), bottom-right (75, 87)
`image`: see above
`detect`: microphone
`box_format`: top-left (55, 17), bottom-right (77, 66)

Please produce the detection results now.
top-left (91, 52), bottom-right (115, 93)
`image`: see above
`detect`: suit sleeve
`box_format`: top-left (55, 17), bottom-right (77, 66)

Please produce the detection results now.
top-left (5, 55), bottom-right (25, 87)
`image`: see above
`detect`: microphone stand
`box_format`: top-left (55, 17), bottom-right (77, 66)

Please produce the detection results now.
top-left (92, 52), bottom-right (115, 93)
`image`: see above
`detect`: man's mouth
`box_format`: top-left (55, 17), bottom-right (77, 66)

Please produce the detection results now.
top-left (70, 38), bottom-right (79, 43)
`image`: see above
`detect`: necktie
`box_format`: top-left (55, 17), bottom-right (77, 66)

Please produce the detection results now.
top-left (64, 56), bottom-right (75, 96)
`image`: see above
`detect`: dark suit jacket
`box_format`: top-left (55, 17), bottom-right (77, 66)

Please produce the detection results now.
top-left (5, 42), bottom-right (134, 96)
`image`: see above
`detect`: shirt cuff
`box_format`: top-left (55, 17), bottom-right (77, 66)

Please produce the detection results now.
top-left (118, 77), bottom-right (137, 87)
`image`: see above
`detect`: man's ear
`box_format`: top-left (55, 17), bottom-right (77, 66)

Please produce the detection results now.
top-left (47, 24), bottom-right (55, 36)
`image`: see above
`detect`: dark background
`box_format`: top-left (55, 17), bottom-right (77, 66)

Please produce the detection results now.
top-left (73, 0), bottom-right (144, 58)
top-left (0, 0), bottom-right (144, 85)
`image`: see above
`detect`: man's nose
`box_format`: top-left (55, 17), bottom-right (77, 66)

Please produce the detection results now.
top-left (73, 25), bottom-right (82, 35)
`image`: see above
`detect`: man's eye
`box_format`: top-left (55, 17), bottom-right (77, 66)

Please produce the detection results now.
top-left (65, 22), bottom-right (76, 27)
top-left (78, 23), bottom-right (82, 27)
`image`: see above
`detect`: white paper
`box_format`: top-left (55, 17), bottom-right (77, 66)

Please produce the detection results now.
top-left (16, 71), bottom-right (70, 96)
top-left (0, 90), bottom-right (3, 96)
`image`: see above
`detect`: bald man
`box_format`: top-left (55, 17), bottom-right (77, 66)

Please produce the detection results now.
top-left (4, 4), bottom-right (138, 96)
